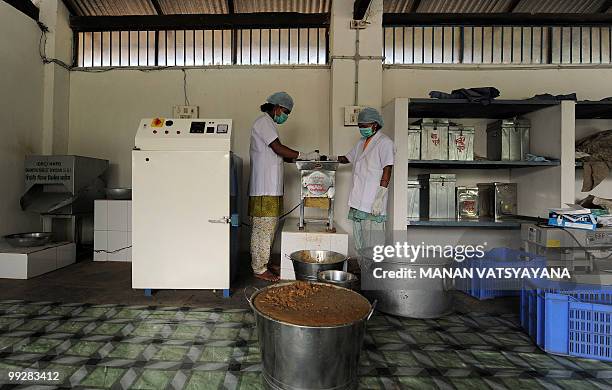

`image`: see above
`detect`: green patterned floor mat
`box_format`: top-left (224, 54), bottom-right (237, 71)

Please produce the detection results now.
top-left (0, 300), bottom-right (611, 389)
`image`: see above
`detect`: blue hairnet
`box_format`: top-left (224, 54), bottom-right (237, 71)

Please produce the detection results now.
top-left (266, 92), bottom-right (294, 111)
top-left (358, 107), bottom-right (384, 128)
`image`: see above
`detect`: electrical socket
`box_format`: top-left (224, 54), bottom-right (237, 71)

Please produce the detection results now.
top-left (172, 105), bottom-right (199, 119)
top-left (344, 106), bottom-right (364, 126)
top-left (350, 20), bottom-right (368, 29)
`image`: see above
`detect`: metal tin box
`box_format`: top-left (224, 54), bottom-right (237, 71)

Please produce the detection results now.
top-left (407, 180), bottom-right (421, 220)
top-left (486, 119), bottom-right (530, 161)
top-left (418, 174), bottom-right (456, 219)
top-left (456, 186), bottom-right (479, 220)
top-left (407, 125), bottom-right (421, 160)
top-left (448, 126), bottom-right (475, 161)
top-left (420, 119), bottom-right (449, 160)
top-left (477, 183), bottom-right (518, 220)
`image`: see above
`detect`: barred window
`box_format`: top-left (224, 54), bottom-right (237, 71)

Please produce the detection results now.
top-left (384, 26), bottom-right (612, 65)
top-left (76, 28), bottom-right (328, 68)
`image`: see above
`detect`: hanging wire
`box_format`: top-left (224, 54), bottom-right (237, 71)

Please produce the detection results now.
top-left (182, 68), bottom-right (190, 105)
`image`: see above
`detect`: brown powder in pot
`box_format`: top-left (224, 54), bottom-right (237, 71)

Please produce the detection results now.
top-left (253, 281), bottom-right (371, 326)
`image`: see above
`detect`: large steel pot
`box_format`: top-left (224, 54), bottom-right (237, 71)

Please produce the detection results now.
top-left (358, 247), bottom-right (453, 319)
top-left (289, 250), bottom-right (346, 281)
top-left (246, 282), bottom-right (375, 390)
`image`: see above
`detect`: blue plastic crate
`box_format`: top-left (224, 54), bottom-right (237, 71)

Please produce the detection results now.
top-left (455, 248), bottom-right (545, 300)
top-left (520, 279), bottom-right (612, 353)
top-left (545, 292), bottom-right (612, 361)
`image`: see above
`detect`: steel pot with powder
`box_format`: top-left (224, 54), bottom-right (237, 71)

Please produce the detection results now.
top-left (247, 281), bottom-right (375, 390)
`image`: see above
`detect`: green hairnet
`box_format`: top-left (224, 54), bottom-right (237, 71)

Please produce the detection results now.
top-left (266, 92), bottom-right (294, 111)
top-left (358, 107), bottom-right (384, 128)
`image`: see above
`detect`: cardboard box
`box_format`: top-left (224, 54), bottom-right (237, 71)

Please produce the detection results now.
top-left (548, 204), bottom-right (597, 231)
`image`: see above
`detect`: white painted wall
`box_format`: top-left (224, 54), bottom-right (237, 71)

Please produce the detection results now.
top-left (0, 2), bottom-right (45, 235)
top-left (39, 0), bottom-right (72, 154)
top-left (383, 67), bottom-right (612, 103)
top-left (68, 67), bottom-right (330, 220)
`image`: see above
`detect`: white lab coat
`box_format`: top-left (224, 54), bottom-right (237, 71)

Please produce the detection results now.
top-left (345, 131), bottom-right (395, 214)
top-left (249, 114), bottom-right (284, 196)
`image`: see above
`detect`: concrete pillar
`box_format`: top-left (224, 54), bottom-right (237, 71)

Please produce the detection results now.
top-left (329, 0), bottom-right (384, 252)
top-left (39, 0), bottom-right (71, 154)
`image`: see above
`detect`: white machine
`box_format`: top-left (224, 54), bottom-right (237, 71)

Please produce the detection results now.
top-left (522, 223), bottom-right (612, 284)
top-left (132, 118), bottom-right (241, 296)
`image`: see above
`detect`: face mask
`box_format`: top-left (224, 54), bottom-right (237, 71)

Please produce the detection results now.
top-left (359, 127), bottom-right (374, 138)
top-left (274, 112), bottom-right (288, 124)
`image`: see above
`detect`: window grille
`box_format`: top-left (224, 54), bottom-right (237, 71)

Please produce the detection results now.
top-left (76, 28), bottom-right (328, 67)
top-left (384, 26), bottom-right (612, 65)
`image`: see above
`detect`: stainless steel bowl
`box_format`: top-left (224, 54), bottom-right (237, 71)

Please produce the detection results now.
top-left (290, 250), bottom-right (347, 281)
top-left (295, 161), bottom-right (339, 171)
top-left (4, 232), bottom-right (53, 248)
top-left (105, 188), bottom-right (132, 200)
top-left (318, 270), bottom-right (358, 290)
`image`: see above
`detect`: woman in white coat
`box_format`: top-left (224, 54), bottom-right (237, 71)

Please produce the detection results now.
top-left (249, 92), bottom-right (319, 281)
top-left (335, 107), bottom-right (394, 251)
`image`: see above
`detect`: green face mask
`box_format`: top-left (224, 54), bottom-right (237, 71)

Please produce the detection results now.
top-left (274, 112), bottom-right (288, 124)
top-left (359, 126), bottom-right (374, 138)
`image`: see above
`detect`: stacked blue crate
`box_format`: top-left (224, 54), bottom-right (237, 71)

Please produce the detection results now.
top-left (455, 247), bottom-right (545, 300)
top-left (520, 279), bottom-right (612, 361)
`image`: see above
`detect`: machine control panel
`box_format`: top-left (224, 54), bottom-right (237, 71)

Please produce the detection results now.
top-left (587, 230), bottom-right (612, 246)
top-left (135, 118), bottom-right (232, 151)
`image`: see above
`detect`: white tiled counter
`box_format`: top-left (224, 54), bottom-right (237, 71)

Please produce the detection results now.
top-left (0, 241), bottom-right (76, 279)
top-left (280, 218), bottom-right (349, 280)
top-left (94, 200), bottom-right (132, 262)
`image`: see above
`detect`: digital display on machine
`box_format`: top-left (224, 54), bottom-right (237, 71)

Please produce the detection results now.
top-left (216, 124), bottom-right (229, 134)
top-left (190, 122), bottom-right (206, 133)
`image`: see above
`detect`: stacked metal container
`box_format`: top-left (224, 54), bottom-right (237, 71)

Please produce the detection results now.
top-left (456, 187), bottom-right (479, 220)
top-left (486, 118), bottom-right (530, 161)
top-left (407, 125), bottom-right (422, 160)
top-left (407, 180), bottom-right (421, 220)
top-left (477, 183), bottom-right (518, 220)
top-left (418, 174), bottom-right (456, 219)
top-left (448, 126), bottom-right (475, 161)
top-left (420, 119), bottom-right (449, 160)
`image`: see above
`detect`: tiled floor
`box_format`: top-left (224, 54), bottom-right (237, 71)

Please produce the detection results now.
top-left (1, 300), bottom-right (612, 389)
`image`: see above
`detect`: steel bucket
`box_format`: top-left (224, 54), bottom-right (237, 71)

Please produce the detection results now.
top-left (317, 270), bottom-right (358, 290)
top-left (289, 250), bottom-right (346, 281)
top-left (246, 282), bottom-right (375, 390)
top-left (358, 248), bottom-right (453, 319)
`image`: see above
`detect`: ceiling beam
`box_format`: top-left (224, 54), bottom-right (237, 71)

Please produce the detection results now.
top-left (150, 0), bottom-right (163, 15)
top-left (60, 0), bottom-right (79, 16)
top-left (383, 12), bottom-right (612, 26)
top-left (507, 0), bottom-right (522, 13)
top-left (70, 13), bottom-right (330, 32)
top-left (4, 0), bottom-right (39, 20)
top-left (597, 0), bottom-right (612, 13)
top-left (353, 0), bottom-right (372, 20)
top-left (409, 0), bottom-right (421, 13)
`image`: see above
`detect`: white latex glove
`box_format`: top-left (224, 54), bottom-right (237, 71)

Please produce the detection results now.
top-left (299, 151), bottom-right (320, 161)
top-left (328, 155), bottom-right (338, 162)
top-left (371, 186), bottom-right (388, 216)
